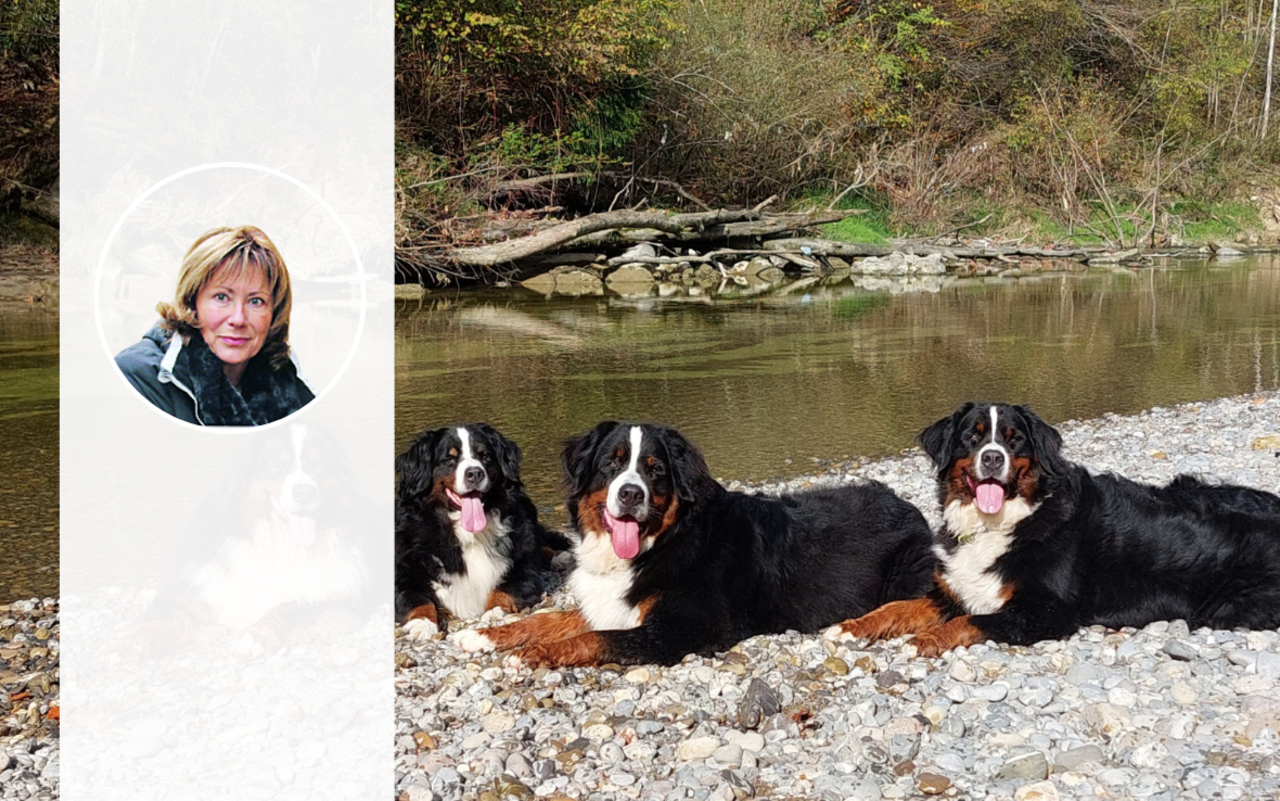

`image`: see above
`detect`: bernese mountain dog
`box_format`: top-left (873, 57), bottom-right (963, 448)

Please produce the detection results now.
top-left (453, 421), bottom-right (936, 667)
top-left (828, 401), bottom-right (1280, 656)
top-left (394, 423), bottom-right (558, 640)
top-left (113, 422), bottom-right (376, 659)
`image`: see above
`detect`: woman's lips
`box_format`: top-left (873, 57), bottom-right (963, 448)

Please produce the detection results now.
top-left (220, 336), bottom-right (250, 346)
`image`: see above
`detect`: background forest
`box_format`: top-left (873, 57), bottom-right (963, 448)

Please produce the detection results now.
top-left (396, 0), bottom-right (1280, 255)
top-left (0, 0), bottom-right (58, 247)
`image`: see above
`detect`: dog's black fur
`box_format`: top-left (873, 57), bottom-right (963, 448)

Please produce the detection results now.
top-left (468, 421), bottom-right (936, 666)
top-left (839, 402), bottom-right (1280, 654)
top-left (394, 423), bottom-right (556, 629)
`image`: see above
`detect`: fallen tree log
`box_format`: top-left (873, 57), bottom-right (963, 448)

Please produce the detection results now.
top-left (444, 207), bottom-right (865, 267)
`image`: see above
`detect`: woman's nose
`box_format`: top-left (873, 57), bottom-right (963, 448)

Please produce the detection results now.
top-left (228, 302), bottom-right (247, 325)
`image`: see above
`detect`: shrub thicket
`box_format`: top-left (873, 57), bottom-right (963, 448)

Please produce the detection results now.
top-left (398, 0), bottom-right (1280, 242)
top-left (0, 0), bottom-right (59, 240)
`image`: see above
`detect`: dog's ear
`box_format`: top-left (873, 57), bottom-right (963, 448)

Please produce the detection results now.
top-left (1016, 405), bottom-right (1067, 477)
top-left (395, 428), bottom-right (440, 500)
top-left (918, 402), bottom-right (972, 467)
top-left (659, 426), bottom-right (717, 504)
top-left (476, 423), bottom-right (523, 485)
top-left (562, 421), bottom-right (618, 498)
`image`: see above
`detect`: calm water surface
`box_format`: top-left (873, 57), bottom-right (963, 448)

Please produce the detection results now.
top-left (6, 259), bottom-right (1278, 599)
top-left (397, 257), bottom-right (1280, 505)
top-left (0, 305), bottom-right (58, 599)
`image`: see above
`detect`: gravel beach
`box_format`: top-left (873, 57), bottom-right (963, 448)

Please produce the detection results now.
top-left (394, 391), bottom-right (1280, 801)
top-left (5, 391), bottom-right (1280, 800)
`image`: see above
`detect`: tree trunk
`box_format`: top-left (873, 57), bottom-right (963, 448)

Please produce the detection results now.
top-left (1263, 0), bottom-right (1279, 137)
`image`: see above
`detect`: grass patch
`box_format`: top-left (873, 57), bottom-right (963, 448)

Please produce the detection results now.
top-left (1173, 201), bottom-right (1261, 242)
top-left (800, 192), bottom-right (896, 244)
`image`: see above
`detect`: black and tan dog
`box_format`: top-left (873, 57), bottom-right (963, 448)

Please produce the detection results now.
top-left (395, 423), bottom-right (558, 639)
top-left (112, 422), bottom-right (376, 660)
top-left (455, 421), bottom-right (936, 666)
top-left (829, 402), bottom-right (1280, 655)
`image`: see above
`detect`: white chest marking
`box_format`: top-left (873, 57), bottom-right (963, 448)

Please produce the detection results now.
top-left (568, 531), bottom-right (643, 631)
top-left (191, 524), bottom-right (367, 630)
top-left (937, 496), bottom-right (1038, 615)
top-left (433, 510), bottom-right (511, 619)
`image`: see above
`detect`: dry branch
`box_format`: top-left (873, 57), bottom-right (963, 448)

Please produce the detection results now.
top-left (444, 207), bottom-right (859, 267)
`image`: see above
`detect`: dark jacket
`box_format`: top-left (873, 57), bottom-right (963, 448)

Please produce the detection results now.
top-left (115, 325), bottom-right (315, 426)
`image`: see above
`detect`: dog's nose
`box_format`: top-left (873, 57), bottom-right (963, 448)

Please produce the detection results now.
top-left (464, 466), bottom-right (486, 488)
top-left (293, 484), bottom-right (317, 506)
top-left (617, 483), bottom-right (645, 510)
top-left (981, 450), bottom-right (1005, 473)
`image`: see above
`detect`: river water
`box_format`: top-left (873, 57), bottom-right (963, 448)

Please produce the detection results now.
top-left (397, 256), bottom-right (1280, 506)
top-left (5, 257), bottom-right (1279, 597)
top-left (0, 304), bottom-right (58, 599)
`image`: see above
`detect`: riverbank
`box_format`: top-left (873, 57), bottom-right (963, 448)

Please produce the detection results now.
top-left (1, 598), bottom-right (59, 801)
top-left (6, 391), bottom-right (1280, 800)
top-left (395, 390), bottom-right (1280, 801)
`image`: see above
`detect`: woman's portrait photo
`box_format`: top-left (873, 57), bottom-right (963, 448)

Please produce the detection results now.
top-left (114, 225), bottom-right (314, 426)
top-left (96, 163), bottom-right (369, 429)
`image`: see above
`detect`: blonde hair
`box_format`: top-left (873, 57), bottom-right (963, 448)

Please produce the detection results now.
top-left (157, 226), bottom-right (294, 369)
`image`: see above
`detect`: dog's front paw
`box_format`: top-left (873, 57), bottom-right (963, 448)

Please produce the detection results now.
top-left (232, 632), bottom-right (265, 658)
top-left (401, 618), bottom-right (440, 641)
top-left (822, 623), bottom-right (859, 643)
top-left (451, 628), bottom-right (496, 653)
top-left (906, 632), bottom-right (947, 658)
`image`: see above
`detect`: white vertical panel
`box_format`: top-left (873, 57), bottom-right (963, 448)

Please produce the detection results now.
top-left (61, 3), bottom-right (392, 798)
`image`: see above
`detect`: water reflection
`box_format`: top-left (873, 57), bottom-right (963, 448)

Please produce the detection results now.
top-left (0, 305), bottom-right (59, 599)
top-left (398, 258), bottom-right (1280, 506)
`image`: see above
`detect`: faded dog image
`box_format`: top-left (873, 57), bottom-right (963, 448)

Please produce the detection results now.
top-left (109, 422), bottom-right (380, 661)
top-left (114, 225), bottom-right (315, 425)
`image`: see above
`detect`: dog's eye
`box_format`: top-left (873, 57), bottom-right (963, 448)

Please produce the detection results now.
top-left (968, 432), bottom-right (983, 444)
top-left (648, 461), bottom-right (666, 476)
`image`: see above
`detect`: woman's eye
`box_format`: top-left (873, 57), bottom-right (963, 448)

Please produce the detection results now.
top-left (249, 297), bottom-right (268, 307)
top-left (214, 292), bottom-right (229, 302)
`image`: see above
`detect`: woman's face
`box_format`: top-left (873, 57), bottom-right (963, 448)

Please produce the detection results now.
top-left (195, 265), bottom-right (273, 383)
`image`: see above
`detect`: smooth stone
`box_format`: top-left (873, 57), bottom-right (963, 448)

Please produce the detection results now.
top-left (917, 773), bottom-right (952, 795)
top-left (996, 751), bottom-right (1050, 781)
top-left (1055, 745), bottom-right (1105, 772)
top-left (1015, 781), bottom-right (1061, 801)
top-left (482, 711), bottom-right (516, 733)
top-left (712, 744), bottom-right (742, 767)
top-left (724, 731), bottom-right (765, 753)
top-left (971, 683), bottom-right (1009, 702)
top-left (676, 736), bottom-right (721, 761)
top-left (1163, 641), bottom-right (1197, 661)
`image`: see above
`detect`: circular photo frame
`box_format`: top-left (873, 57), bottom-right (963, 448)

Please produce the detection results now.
top-left (95, 162), bottom-right (367, 429)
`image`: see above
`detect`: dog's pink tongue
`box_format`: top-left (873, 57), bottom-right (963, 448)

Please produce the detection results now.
top-left (606, 513), bottom-right (641, 559)
top-left (289, 515), bottom-right (316, 547)
top-left (460, 496), bottom-right (487, 533)
top-left (975, 481), bottom-right (1006, 515)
